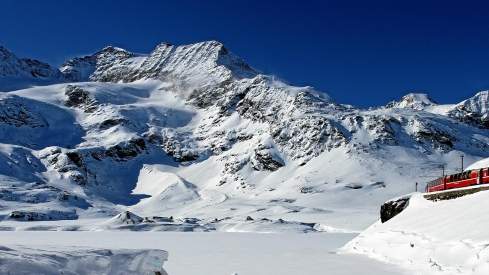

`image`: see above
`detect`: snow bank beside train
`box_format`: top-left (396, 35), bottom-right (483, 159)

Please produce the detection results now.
top-left (343, 192), bottom-right (489, 275)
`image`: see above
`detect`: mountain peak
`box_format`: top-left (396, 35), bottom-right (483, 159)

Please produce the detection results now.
top-left (96, 46), bottom-right (134, 57)
top-left (456, 90), bottom-right (489, 114)
top-left (0, 45), bottom-right (62, 89)
top-left (386, 92), bottom-right (436, 110)
top-left (0, 45), bottom-right (15, 60)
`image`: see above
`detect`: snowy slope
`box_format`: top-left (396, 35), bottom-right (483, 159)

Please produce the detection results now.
top-left (0, 41), bottom-right (488, 233)
top-left (344, 191), bottom-right (489, 275)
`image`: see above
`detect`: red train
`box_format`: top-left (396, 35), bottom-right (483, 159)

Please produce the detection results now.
top-left (425, 168), bottom-right (489, 192)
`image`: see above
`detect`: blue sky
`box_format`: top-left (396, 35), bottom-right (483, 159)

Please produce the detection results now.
top-left (1, 0), bottom-right (489, 107)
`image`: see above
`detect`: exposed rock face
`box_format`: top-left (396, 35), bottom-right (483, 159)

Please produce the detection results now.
top-left (157, 130), bottom-right (199, 162)
top-left (448, 91), bottom-right (489, 128)
top-left (362, 115), bottom-right (398, 145)
top-left (380, 196), bottom-right (410, 223)
top-left (8, 209), bottom-right (78, 221)
top-left (60, 46), bottom-right (136, 82)
top-left (64, 85), bottom-right (98, 112)
top-left (409, 117), bottom-right (454, 150)
top-left (61, 41), bottom-right (257, 84)
top-left (110, 211), bottom-right (144, 225)
top-left (0, 46), bottom-right (62, 80)
top-left (251, 142), bottom-right (284, 171)
top-left (105, 138), bottom-right (147, 161)
top-left (0, 95), bottom-right (48, 128)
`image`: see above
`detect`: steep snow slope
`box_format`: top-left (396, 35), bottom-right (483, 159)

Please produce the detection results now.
top-left (0, 41), bottom-right (488, 232)
top-left (344, 191), bottom-right (489, 275)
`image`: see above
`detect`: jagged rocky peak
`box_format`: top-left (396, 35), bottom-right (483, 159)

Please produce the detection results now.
top-left (0, 46), bottom-right (15, 61)
top-left (448, 90), bottom-right (489, 128)
top-left (0, 45), bottom-right (61, 79)
top-left (60, 45), bottom-right (136, 82)
top-left (61, 40), bottom-right (257, 83)
top-left (455, 90), bottom-right (489, 114)
top-left (386, 93), bottom-right (436, 110)
top-left (0, 46), bottom-right (21, 76)
top-left (131, 40), bottom-right (257, 82)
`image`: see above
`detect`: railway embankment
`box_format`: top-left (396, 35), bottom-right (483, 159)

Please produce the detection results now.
top-left (345, 190), bottom-right (489, 274)
top-left (381, 184), bottom-right (489, 223)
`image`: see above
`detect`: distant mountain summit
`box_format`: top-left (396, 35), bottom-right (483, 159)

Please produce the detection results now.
top-left (60, 41), bottom-right (257, 84)
top-left (386, 93), bottom-right (436, 110)
top-left (60, 46), bottom-right (135, 82)
top-left (0, 45), bottom-right (63, 90)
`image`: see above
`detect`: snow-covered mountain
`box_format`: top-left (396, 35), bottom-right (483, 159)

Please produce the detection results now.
top-left (0, 46), bottom-right (63, 91)
top-left (1, 41), bottom-right (489, 232)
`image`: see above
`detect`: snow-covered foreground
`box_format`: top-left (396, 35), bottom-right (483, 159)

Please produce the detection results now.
top-left (0, 231), bottom-right (406, 275)
top-left (344, 191), bottom-right (489, 275)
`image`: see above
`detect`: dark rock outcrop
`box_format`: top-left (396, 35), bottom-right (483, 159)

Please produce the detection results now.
top-left (380, 196), bottom-right (410, 223)
top-left (8, 209), bottom-right (78, 221)
top-left (64, 85), bottom-right (97, 113)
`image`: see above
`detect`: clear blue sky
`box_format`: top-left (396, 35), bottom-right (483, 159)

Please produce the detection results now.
top-left (1, 0), bottom-right (489, 107)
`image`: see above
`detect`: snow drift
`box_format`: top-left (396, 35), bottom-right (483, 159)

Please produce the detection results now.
top-left (344, 191), bottom-right (489, 275)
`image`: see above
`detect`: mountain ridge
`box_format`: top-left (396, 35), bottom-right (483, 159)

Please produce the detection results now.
top-left (0, 40), bottom-right (488, 232)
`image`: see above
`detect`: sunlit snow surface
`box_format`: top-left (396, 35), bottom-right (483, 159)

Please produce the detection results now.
top-left (0, 231), bottom-right (405, 275)
top-left (344, 192), bottom-right (489, 275)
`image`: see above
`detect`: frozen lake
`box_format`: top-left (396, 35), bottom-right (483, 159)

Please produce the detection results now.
top-left (0, 231), bottom-right (406, 275)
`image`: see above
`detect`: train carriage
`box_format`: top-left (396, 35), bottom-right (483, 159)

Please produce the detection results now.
top-left (426, 168), bottom-right (489, 192)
